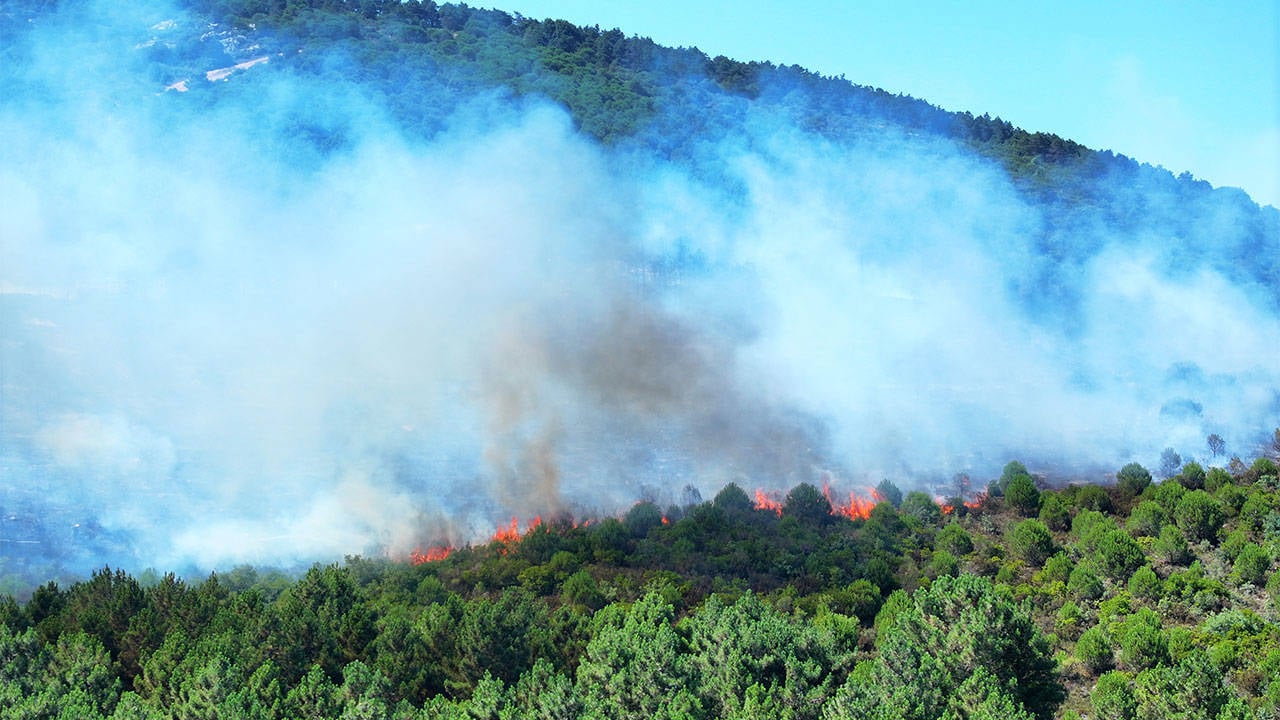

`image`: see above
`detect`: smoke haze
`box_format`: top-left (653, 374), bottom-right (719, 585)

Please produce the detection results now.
top-left (2, 0), bottom-right (1278, 576)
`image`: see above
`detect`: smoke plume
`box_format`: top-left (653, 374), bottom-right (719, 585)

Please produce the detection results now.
top-left (1, 0), bottom-right (1277, 576)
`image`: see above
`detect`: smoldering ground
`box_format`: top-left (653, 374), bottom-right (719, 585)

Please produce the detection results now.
top-left (1, 0), bottom-right (1277, 575)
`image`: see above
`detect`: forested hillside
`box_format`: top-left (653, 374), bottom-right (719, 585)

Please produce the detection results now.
top-left (4, 455), bottom-right (1280, 718)
top-left (4, 3), bottom-right (1280, 717)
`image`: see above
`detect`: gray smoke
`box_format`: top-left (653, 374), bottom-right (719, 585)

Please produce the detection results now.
top-left (1, 0), bottom-right (1277, 575)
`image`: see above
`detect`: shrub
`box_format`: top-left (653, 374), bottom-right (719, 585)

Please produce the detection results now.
top-left (1096, 530), bottom-right (1145, 582)
top-left (1115, 463), bottom-right (1152, 499)
top-left (1075, 484), bottom-right (1113, 513)
top-left (1153, 525), bottom-right (1193, 565)
top-left (935, 523), bottom-right (974, 556)
top-left (1068, 563), bottom-right (1105, 601)
top-left (1009, 520), bottom-right (1056, 567)
top-left (1038, 493), bottom-right (1070, 532)
top-left (1125, 501), bottom-right (1167, 538)
top-left (1005, 474), bottom-right (1041, 517)
top-left (1091, 670), bottom-right (1136, 720)
top-left (1233, 543), bottom-right (1271, 586)
top-left (1174, 490), bottom-right (1225, 543)
top-left (1127, 566), bottom-right (1161, 601)
top-left (1076, 625), bottom-right (1113, 674)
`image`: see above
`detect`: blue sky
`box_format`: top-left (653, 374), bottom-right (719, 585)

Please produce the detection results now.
top-left (497, 1), bottom-right (1280, 208)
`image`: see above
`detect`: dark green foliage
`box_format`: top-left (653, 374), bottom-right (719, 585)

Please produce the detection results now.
top-left (1116, 463), bottom-right (1152, 499)
top-left (4, 464), bottom-right (1280, 716)
top-left (875, 479), bottom-right (904, 508)
top-left (900, 491), bottom-right (942, 526)
top-left (1149, 479), bottom-right (1187, 511)
top-left (1005, 474), bottom-right (1042, 517)
top-left (1127, 566), bottom-right (1161, 601)
top-left (1133, 650), bottom-right (1231, 720)
top-left (1068, 563), bottom-right (1105, 601)
top-left (1126, 500), bottom-right (1168, 537)
top-left (1076, 625), bottom-right (1113, 674)
top-left (575, 592), bottom-right (701, 719)
top-left (784, 483), bottom-right (834, 525)
top-left (1117, 610), bottom-right (1168, 671)
top-left (1233, 543), bottom-right (1271, 586)
top-left (1154, 525), bottom-right (1194, 565)
top-left (935, 523), bottom-right (974, 556)
top-left (1075, 483), bottom-right (1114, 513)
top-left (1008, 520), bottom-right (1056, 567)
top-left (1096, 530), bottom-right (1145, 582)
top-left (864, 574), bottom-right (1063, 720)
top-left (1176, 490), bottom-right (1226, 543)
top-left (1178, 461), bottom-right (1207, 490)
top-left (1038, 492), bottom-right (1071, 531)
top-left (1092, 670), bottom-right (1136, 720)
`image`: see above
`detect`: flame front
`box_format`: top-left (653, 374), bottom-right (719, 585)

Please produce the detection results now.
top-left (754, 489), bottom-right (784, 515)
top-left (410, 545), bottom-right (453, 565)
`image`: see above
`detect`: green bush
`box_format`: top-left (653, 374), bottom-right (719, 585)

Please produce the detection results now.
top-left (1115, 463), bottom-right (1152, 499)
top-left (1127, 566), bottom-right (1161, 601)
top-left (1068, 563), bottom-right (1105, 601)
top-left (1091, 670), bottom-right (1136, 720)
top-left (1125, 501), bottom-right (1167, 538)
top-left (1096, 530), bottom-right (1145, 582)
top-left (1233, 543), bottom-right (1271, 586)
top-left (1038, 493), bottom-right (1070, 532)
top-left (1005, 475), bottom-right (1041, 517)
top-left (1175, 490), bottom-right (1225, 543)
top-left (936, 523), bottom-right (974, 556)
top-left (1076, 625), bottom-right (1113, 674)
top-left (1008, 520), bottom-right (1056, 567)
top-left (1153, 525), bottom-right (1193, 565)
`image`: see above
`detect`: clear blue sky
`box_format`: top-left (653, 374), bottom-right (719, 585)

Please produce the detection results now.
top-left (495, 1), bottom-right (1280, 208)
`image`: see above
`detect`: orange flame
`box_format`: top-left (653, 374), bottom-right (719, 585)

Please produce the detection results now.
top-left (410, 545), bottom-right (453, 565)
top-left (491, 515), bottom-right (543, 545)
top-left (754, 489), bottom-right (784, 515)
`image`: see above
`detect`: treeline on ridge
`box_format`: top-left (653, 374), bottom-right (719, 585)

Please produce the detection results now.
top-left (3, 450), bottom-right (1280, 718)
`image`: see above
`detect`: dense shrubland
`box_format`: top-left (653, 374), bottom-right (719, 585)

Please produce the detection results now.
top-left (3, 453), bottom-right (1280, 718)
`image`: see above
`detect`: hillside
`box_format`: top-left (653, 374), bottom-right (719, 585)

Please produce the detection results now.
top-left (4, 458), bottom-right (1280, 718)
top-left (2, 0), bottom-right (1280, 677)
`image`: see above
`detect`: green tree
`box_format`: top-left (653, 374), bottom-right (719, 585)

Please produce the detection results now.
top-left (861, 574), bottom-right (1063, 720)
top-left (875, 479), bottom-right (904, 508)
top-left (900, 491), bottom-right (942, 526)
top-left (1008, 520), bottom-right (1055, 567)
top-left (1038, 493), bottom-right (1070, 531)
top-left (683, 592), bottom-right (851, 720)
top-left (1076, 625), bottom-right (1113, 674)
top-left (784, 483), bottom-right (834, 525)
top-left (1091, 670), bottom-right (1136, 720)
top-left (935, 523), bottom-right (974, 556)
top-left (1116, 463), bottom-right (1152, 499)
top-left (1068, 563), bottom-right (1105, 601)
top-left (1175, 490), bottom-right (1225, 543)
top-left (1153, 525), bottom-right (1193, 565)
top-left (1126, 501), bottom-right (1167, 537)
top-left (1096, 530), bottom-right (1145, 582)
top-left (1005, 475), bottom-right (1041, 517)
top-left (1117, 610), bottom-right (1168, 672)
top-left (1127, 566), bottom-right (1161, 601)
top-left (1133, 650), bottom-right (1230, 720)
top-left (575, 593), bottom-right (701, 720)
top-left (1233, 542), bottom-right (1271, 586)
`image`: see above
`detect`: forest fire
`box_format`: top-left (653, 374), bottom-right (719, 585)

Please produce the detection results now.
top-left (410, 545), bottom-right (452, 565)
top-left (493, 515), bottom-right (542, 544)
top-left (940, 493), bottom-right (986, 515)
top-left (823, 479), bottom-right (878, 521)
top-left (754, 489), bottom-right (784, 515)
